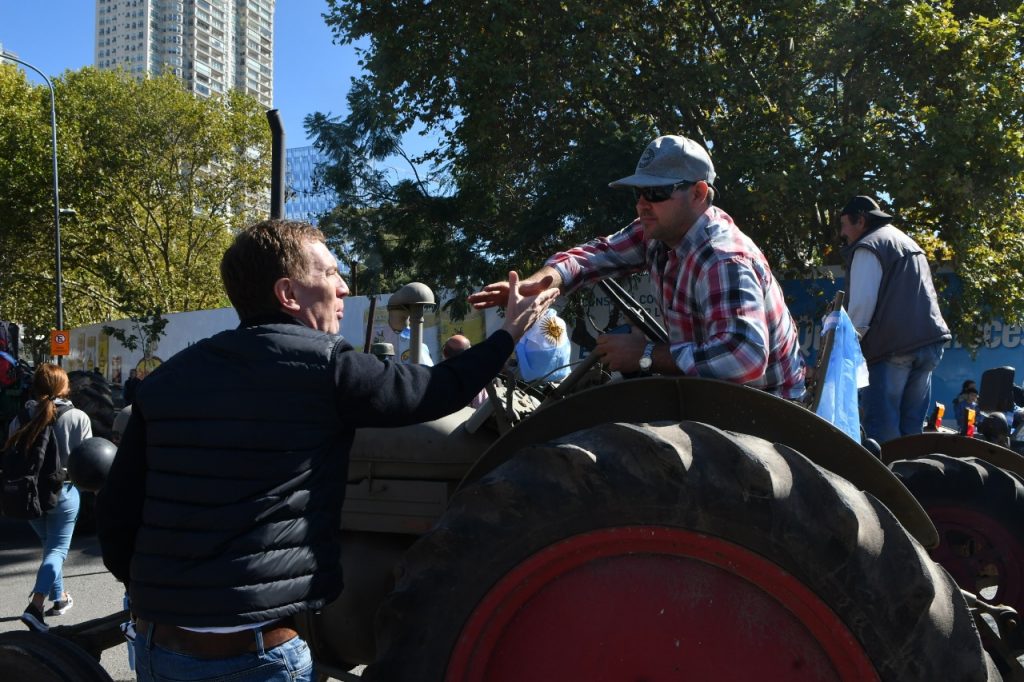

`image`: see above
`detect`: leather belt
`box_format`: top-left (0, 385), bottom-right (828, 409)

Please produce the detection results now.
top-left (135, 616), bottom-right (298, 659)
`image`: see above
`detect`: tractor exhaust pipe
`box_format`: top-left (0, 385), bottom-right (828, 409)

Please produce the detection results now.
top-left (267, 109), bottom-right (286, 219)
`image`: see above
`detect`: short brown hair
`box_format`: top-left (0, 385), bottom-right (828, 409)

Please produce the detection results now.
top-left (220, 219), bottom-right (325, 321)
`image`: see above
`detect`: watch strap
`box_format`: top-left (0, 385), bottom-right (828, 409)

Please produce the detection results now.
top-left (640, 342), bottom-right (656, 374)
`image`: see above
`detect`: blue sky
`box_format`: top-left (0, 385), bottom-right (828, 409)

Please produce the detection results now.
top-left (0, 0), bottom-right (361, 146)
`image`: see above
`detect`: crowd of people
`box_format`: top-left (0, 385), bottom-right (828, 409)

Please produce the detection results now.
top-left (1, 132), bottom-right (1003, 680)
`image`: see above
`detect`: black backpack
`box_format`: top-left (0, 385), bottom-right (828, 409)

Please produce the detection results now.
top-left (2, 405), bottom-right (71, 519)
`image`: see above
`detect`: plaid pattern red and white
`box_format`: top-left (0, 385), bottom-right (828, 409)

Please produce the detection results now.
top-left (548, 206), bottom-right (805, 398)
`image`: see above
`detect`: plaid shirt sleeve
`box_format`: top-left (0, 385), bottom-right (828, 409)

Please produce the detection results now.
top-left (669, 256), bottom-right (770, 383)
top-left (545, 221), bottom-right (647, 294)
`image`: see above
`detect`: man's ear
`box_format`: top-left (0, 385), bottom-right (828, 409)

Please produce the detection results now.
top-left (694, 180), bottom-right (710, 205)
top-left (273, 277), bottom-right (301, 313)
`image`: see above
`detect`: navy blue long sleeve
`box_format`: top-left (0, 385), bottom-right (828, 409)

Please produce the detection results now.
top-left (333, 330), bottom-right (512, 427)
top-left (97, 327), bottom-right (513, 586)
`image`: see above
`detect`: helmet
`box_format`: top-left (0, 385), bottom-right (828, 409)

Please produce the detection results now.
top-left (68, 437), bottom-right (117, 492)
top-left (978, 412), bottom-right (1010, 445)
top-left (861, 437), bottom-right (882, 459)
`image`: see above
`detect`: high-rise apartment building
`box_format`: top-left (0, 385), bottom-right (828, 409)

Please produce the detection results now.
top-left (94, 0), bottom-right (274, 108)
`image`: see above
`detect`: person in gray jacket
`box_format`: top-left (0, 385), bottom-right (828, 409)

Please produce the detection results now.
top-left (839, 195), bottom-right (951, 443)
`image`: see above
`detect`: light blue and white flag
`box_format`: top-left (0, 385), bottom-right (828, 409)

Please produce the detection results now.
top-left (516, 309), bottom-right (571, 383)
top-left (816, 307), bottom-right (869, 442)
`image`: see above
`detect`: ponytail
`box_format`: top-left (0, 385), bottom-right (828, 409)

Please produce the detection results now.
top-left (3, 398), bottom-right (57, 454)
top-left (2, 363), bottom-right (70, 454)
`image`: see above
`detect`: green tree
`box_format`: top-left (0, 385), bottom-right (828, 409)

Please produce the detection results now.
top-left (317, 0), bottom-right (1024, 342)
top-left (0, 65), bottom-right (63, 360)
top-left (0, 66), bottom-right (270, 354)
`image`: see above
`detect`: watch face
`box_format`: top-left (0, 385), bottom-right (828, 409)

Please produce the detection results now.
top-left (639, 343), bottom-right (655, 372)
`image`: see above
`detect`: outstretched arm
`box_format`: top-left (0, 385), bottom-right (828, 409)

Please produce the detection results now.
top-left (340, 272), bottom-right (559, 427)
top-left (468, 266), bottom-right (561, 310)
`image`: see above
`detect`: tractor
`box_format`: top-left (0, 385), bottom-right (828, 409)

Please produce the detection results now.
top-left (2, 112), bottom-right (1020, 681)
top-left (4, 286), bottom-right (1017, 681)
top-left (295, 283), bottom-right (1010, 681)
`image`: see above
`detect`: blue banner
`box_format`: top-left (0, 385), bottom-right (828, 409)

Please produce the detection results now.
top-left (782, 273), bottom-right (1023, 428)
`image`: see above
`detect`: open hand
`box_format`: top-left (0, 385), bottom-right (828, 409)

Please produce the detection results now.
top-left (469, 275), bottom-right (553, 310)
top-left (499, 272), bottom-right (560, 341)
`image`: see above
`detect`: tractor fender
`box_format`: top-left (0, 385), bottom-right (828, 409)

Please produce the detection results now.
top-left (460, 376), bottom-right (938, 548)
top-left (881, 432), bottom-right (1024, 479)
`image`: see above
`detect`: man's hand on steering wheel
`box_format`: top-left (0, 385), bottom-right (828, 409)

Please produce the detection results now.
top-left (595, 326), bottom-right (649, 373)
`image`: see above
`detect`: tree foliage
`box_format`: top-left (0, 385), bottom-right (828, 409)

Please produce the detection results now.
top-left (0, 65), bottom-right (59, 360)
top-left (0, 66), bottom-right (270, 356)
top-left (317, 0), bottom-right (1024, 341)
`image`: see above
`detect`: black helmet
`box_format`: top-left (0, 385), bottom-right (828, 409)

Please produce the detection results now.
top-left (68, 437), bottom-right (117, 493)
top-left (978, 412), bottom-right (1010, 444)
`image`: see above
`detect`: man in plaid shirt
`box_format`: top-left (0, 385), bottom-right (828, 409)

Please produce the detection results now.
top-left (470, 135), bottom-right (805, 399)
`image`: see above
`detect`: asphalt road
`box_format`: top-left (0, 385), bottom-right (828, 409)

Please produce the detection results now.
top-left (0, 516), bottom-right (135, 681)
top-left (0, 517), bottom-right (364, 680)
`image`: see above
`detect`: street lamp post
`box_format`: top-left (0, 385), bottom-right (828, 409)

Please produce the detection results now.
top-left (1, 51), bottom-right (66, 364)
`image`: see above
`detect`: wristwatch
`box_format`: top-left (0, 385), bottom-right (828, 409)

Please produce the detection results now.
top-left (638, 342), bottom-right (655, 374)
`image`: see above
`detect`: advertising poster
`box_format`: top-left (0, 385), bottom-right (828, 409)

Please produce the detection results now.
top-left (98, 333), bottom-right (109, 378)
top-left (73, 333), bottom-right (87, 371)
top-left (111, 355), bottom-right (123, 385)
top-left (85, 335), bottom-right (97, 372)
top-left (439, 306), bottom-right (486, 346)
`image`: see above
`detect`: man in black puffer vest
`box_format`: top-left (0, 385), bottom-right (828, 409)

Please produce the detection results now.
top-left (839, 195), bottom-right (951, 444)
top-left (96, 220), bottom-right (557, 682)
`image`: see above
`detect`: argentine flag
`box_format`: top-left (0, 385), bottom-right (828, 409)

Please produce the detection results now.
top-left (516, 309), bottom-right (571, 383)
top-left (816, 307), bottom-right (869, 443)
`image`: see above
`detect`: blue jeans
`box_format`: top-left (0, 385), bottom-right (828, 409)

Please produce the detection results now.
top-left (27, 483), bottom-right (79, 601)
top-left (134, 623), bottom-right (315, 682)
top-left (861, 342), bottom-right (945, 443)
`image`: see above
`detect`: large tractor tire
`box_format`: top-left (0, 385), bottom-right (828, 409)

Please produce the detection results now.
top-left (67, 371), bottom-right (115, 440)
top-left (365, 421), bottom-right (996, 682)
top-left (891, 454), bottom-right (1024, 616)
top-left (0, 631), bottom-right (112, 681)
top-left (67, 371), bottom-right (115, 535)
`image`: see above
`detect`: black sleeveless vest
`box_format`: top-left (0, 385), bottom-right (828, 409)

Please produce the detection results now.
top-left (129, 322), bottom-right (351, 626)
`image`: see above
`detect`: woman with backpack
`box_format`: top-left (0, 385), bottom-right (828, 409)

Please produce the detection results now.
top-left (4, 363), bottom-right (91, 632)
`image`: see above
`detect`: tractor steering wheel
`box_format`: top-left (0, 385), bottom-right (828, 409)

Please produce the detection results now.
top-left (595, 279), bottom-right (668, 345)
top-left (541, 279), bottom-right (667, 403)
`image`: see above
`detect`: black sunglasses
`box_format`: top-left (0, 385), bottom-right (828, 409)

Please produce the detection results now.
top-left (633, 182), bottom-right (695, 203)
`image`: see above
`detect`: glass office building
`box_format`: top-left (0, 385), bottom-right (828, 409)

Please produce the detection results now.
top-left (285, 145), bottom-right (337, 225)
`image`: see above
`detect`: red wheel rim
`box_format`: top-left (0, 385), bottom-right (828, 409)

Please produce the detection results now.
top-left (927, 506), bottom-right (1024, 610)
top-left (446, 526), bottom-right (878, 681)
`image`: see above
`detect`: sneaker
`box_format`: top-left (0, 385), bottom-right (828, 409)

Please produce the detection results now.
top-left (46, 592), bottom-right (74, 617)
top-left (20, 602), bottom-right (48, 632)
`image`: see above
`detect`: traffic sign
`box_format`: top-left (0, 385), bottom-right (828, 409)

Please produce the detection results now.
top-left (50, 330), bottom-right (70, 356)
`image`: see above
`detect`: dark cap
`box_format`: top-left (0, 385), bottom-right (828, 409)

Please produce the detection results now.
top-left (841, 195), bottom-right (892, 220)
